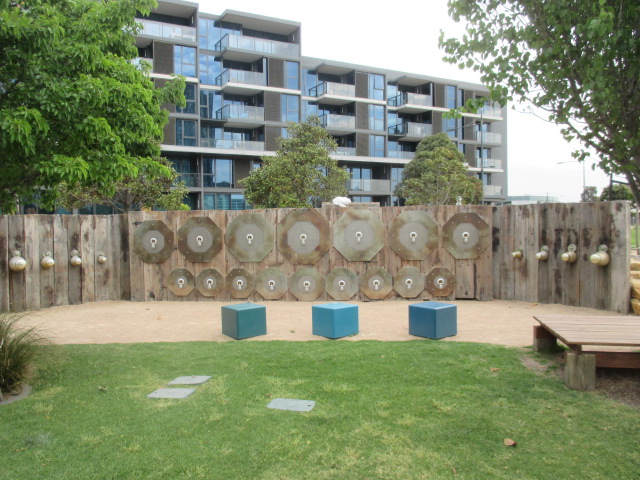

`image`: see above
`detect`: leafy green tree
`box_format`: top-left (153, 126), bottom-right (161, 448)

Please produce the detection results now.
top-left (0, 0), bottom-right (185, 213)
top-left (440, 1), bottom-right (640, 204)
top-left (581, 186), bottom-right (598, 202)
top-left (241, 116), bottom-right (349, 208)
top-left (395, 133), bottom-right (482, 205)
top-left (599, 184), bottom-right (633, 202)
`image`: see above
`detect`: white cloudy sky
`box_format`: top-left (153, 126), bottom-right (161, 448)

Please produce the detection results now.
top-left (198, 0), bottom-right (613, 201)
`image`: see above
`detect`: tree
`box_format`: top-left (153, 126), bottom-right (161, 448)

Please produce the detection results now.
top-left (395, 132), bottom-right (482, 205)
top-left (581, 186), bottom-right (598, 202)
top-left (599, 184), bottom-right (633, 202)
top-left (0, 0), bottom-right (185, 213)
top-left (241, 116), bottom-right (349, 208)
top-left (440, 1), bottom-right (640, 204)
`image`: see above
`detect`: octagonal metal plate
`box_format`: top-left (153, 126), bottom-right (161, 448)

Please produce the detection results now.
top-left (226, 213), bottom-right (274, 263)
top-left (326, 267), bottom-right (358, 301)
top-left (256, 267), bottom-right (288, 300)
top-left (393, 266), bottom-right (425, 299)
top-left (426, 267), bottom-right (456, 297)
top-left (226, 268), bottom-right (255, 299)
top-left (133, 220), bottom-right (174, 263)
top-left (290, 267), bottom-right (325, 302)
top-left (442, 212), bottom-right (490, 260)
top-left (359, 267), bottom-right (393, 300)
top-left (195, 268), bottom-right (225, 297)
top-left (388, 210), bottom-right (439, 260)
top-left (167, 268), bottom-right (195, 297)
top-left (177, 216), bottom-right (222, 263)
top-left (333, 209), bottom-right (385, 262)
top-left (277, 210), bottom-right (330, 265)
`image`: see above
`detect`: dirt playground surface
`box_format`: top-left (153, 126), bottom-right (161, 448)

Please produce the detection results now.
top-left (20, 299), bottom-right (630, 346)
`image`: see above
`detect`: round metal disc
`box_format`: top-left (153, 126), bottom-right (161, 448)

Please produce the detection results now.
top-left (133, 220), bottom-right (174, 263)
top-left (167, 268), bottom-right (195, 297)
top-left (196, 268), bottom-right (225, 297)
top-left (359, 267), bottom-right (393, 300)
top-left (226, 213), bottom-right (274, 263)
top-left (393, 266), bottom-right (425, 298)
top-left (388, 210), bottom-right (439, 260)
top-left (426, 267), bottom-right (456, 297)
top-left (443, 212), bottom-right (490, 260)
top-left (326, 267), bottom-right (358, 301)
top-left (333, 209), bottom-right (385, 262)
top-left (256, 267), bottom-right (288, 300)
top-left (277, 209), bottom-right (330, 265)
top-left (177, 216), bottom-right (222, 263)
top-left (225, 268), bottom-right (255, 299)
top-left (290, 267), bottom-right (325, 301)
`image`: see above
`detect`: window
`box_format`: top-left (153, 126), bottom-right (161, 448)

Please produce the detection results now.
top-left (387, 83), bottom-right (397, 101)
top-left (200, 125), bottom-right (222, 147)
top-left (368, 74), bottom-right (385, 100)
top-left (391, 167), bottom-right (404, 191)
top-left (203, 158), bottom-right (233, 187)
top-left (168, 156), bottom-right (199, 187)
top-left (204, 193), bottom-right (247, 210)
top-left (281, 94), bottom-right (299, 122)
top-left (176, 119), bottom-right (197, 146)
top-left (199, 54), bottom-right (221, 85)
top-left (303, 69), bottom-right (318, 95)
top-left (285, 61), bottom-right (299, 90)
top-left (369, 135), bottom-right (385, 157)
top-left (174, 45), bottom-right (196, 77)
top-left (303, 100), bottom-right (318, 119)
top-left (348, 165), bottom-right (372, 191)
top-left (176, 84), bottom-right (196, 114)
top-left (368, 104), bottom-right (385, 131)
top-left (198, 18), bottom-right (219, 50)
top-left (444, 85), bottom-right (460, 138)
top-left (200, 90), bottom-right (222, 119)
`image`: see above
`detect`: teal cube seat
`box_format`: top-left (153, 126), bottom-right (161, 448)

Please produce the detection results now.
top-left (312, 303), bottom-right (358, 339)
top-left (221, 303), bottom-right (267, 340)
top-left (409, 301), bottom-right (457, 339)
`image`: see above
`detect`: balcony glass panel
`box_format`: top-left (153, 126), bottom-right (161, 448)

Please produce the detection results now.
top-left (177, 173), bottom-right (199, 187)
top-left (483, 185), bottom-right (503, 196)
top-left (475, 131), bottom-right (502, 144)
top-left (200, 139), bottom-right (265, 151)
top-left (475, 158), bottom-right (502, 170)
top-left (388, 92), bottom-right (433, 107)
top-left (347, 179), bottom-right (392, 193)
top-left (320, 114), bottom-right (355, 129)
top-left (388, 151), bottom-right (415, 160)
top-left (216, 105), bottom-right (264, 121)
top-left (478, 106), bottom-right (502, 117)
top-left (335, 147), bottom-right (356, 156)
top-left (215, 34), bottom-right (300, 57)
top-left (388, 122), bottom-right (432, 137)
top-left (215, 69), bottom-right (266, 87)
top-left (309, 81), bottom-right (355, 98)
top-left (137, 19), bottom-right (196, 42)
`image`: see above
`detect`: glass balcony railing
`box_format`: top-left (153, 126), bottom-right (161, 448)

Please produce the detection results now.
top-left (475, 158), bottom-right (503, 170)
top-left (478, 106), bottom-right (502, 117)
top-left (320, 114), bottom-right (355, 130)
top-left (388, 151), bottom-right (416, 160)
top-left (335, 147), bottom-right (356, 156)
top-left (347, 179), bottom-right (392, 193)
top-left (309, 81), bottom-right (356, 98)
top-left (216, 105), bottom-right (264, 122)
top-left (176, 173), bottom-right (199, 187)
top-left (387, 92), bottom-right (433, 108)
top-left (388, 122), bottom-right (433, 137)
top-left (137, 18), bottom-right (196, 42)
top-left (215, 34), bottom-right (300, 57)
top-left (483, 185), bottom-right (503, 196)
top-left (475, 131), bottom-right (502, 144)
top-left (200, 139), bottom-right (266, 151)
top-left (215, 69), bottom-right (266, 87)
top-left (131, 57), bottom-right (153, 71)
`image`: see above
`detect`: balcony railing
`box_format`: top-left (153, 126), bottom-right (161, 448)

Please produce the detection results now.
top-left (475, 131), bottom-right (502, 144)
top-left (388, 122), bottom-right (433, 137)
top-left (203, 175), bottom-right (233, 188)
top-left (388, 92), bottom-right (433, 108)
top-left (215, 69), bottom-right (265, 87)
top-left (137, 18), bottom-right (196, 42)
top-left (200, 139), bottom-right (266, 151)
top-left (176, 173), bottom-right (199, 188)
top-left (483, 185), bottom-right (503, 196)
top-left (321, 114), bottom-right (356, 130)
top-left (309, 81), bottom-right (356, 98)
top-left (475, 158), bottom-right (503, 170)
top-left (215, 34), bottom-right (300, 57)
top-left (347, 179), bottom-right (392, 193)
top-left (335, 147), bottom-right (356, 156)
top-left (478, 106), bottom-right (502, 117)
top-left (216, 105), bottom-right (264, 122)
top-left (131, 57), bottom-right (153, 71)
top-left (388, 151), bottom-right (416, 160)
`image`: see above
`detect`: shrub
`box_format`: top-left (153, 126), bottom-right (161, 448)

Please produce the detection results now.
top-left (0, 313), bottom-right (49, 400)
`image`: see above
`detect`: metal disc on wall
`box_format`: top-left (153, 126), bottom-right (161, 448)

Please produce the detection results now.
top-left (133, 220), bottom-right (174, 263)
top-left (277, 209), bottom-right (330, 265)
top-left (326, 267), bottom-right (358, 301)
top-left (226, 268), bottom-right (255, 299)
top-left (255, 267), bottom-right (288, 300)
top-left (393, 266), bottom-right (425, 298)
top-left (442, 212), bottom-right (490, 260)
top-left (425, 267), bottom-right (456, 297)
top-left (226, 213), bottom-right (274, 263)
top-left (167, 268), bottom-right (195, 297)
top-left (290, 267), bottom-right (325, 302)
top-left (388, 210), bottom-right (438, 260)
top-left (333, 209), bottom-right (385, 262)
top-left (195, 268), bottom-right (225, 297)
top-left (359, 267), bottom-right (393, 300)
top-left (177, 216), bottom-right (222, 263)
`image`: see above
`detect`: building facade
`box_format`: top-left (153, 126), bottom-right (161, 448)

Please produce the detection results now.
top-left (135, 0), bottom-right (507, 210)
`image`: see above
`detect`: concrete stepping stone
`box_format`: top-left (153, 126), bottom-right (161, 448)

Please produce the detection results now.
top-left (267, 398), bottom-right (316, 412)
top-left (147, 388), bottom-right (195, 399)
top-left (167, 376), bottom-right (212, 385)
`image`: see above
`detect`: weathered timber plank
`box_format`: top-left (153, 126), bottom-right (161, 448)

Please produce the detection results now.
top-left (0, 216), bottom-right (9, 312)
top-left (53, 216), bottom-right (69, 307)
top-left (38, 215), bottom-right (56, 308)
top-left (23, 215), bottom-right (41, 310)
top-left (8, 215), bottom-right (27, 311)
top-left (66, 215), bottom-right (82, 305)
top-left (80, 215), bottom-right (96, 304)
top-left (610, 201), bottom-right (630, 313)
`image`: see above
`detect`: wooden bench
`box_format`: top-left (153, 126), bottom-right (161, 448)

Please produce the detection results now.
top-left (533, 316), bottom-right (640, 390)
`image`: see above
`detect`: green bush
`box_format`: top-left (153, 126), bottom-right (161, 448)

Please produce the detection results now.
top-left (0, 313), bottom-right (48, 400)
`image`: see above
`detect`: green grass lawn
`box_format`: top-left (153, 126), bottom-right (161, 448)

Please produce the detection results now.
top-left (1, 341), bottom-right (638, 480)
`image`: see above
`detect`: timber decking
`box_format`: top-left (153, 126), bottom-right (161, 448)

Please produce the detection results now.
top-left (534, 316), bottom-right (640, 349)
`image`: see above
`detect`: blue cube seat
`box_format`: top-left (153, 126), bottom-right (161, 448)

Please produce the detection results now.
top-left (312, 303), bottom-right (359, 339)
top-left (221, 303), bottom-right (267, 340)
top-left (409, 301), bottom-right (457, 339)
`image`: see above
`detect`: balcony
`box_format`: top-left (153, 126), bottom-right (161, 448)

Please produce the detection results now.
top-left (215, 69), bottom-right (266, 94)
top-left (388, 92), bottom-right (434, 113)
top-left (475, 131), bottom-right (502, 144)
top-left (388, 151), bottom-right (416, 161)
top-left (308, 82), bottom-right (356, 105)
top-left (137, 19), bottom-right (196, 43)
top-left (215, 34), bottom-right (300, 62)
top-left (347, 179), bottom-right (393, 193)
top-left (388, 122), bottom-right (433, 141)
top-left (478, 106), bottom-right (503, 118)
top-left (200, 139), bottom-right (266, 152)
top-left (321, 114), bottom-right (356, 135)
top-left (334, 147), bottom-right (356, 156)
top-left (471, 158), bottom-right (503, 171)
top-left (176, 173), bottom-right (199, 188)
top-left (483, 185), bottom-right (503, 197)
top-left (216, 105), bottom-right (264, 128)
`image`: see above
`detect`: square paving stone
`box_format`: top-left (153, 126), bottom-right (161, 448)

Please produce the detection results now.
top-left (267, 398), bottom-right (316, 412)
top-left (167, 376), bottom-right (212, 385)
top-left (147, 388), bottom-right (195, 399)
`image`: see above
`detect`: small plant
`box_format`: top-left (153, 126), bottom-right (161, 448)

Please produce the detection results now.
top-left (0, 313), bottom-right (49, 400)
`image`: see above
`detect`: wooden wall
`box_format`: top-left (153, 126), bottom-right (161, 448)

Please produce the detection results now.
top-left (0, 202), bottom-right (630, 313)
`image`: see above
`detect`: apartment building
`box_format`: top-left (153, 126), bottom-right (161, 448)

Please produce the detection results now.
top-left (135, 0), bottom-right (507, 210)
